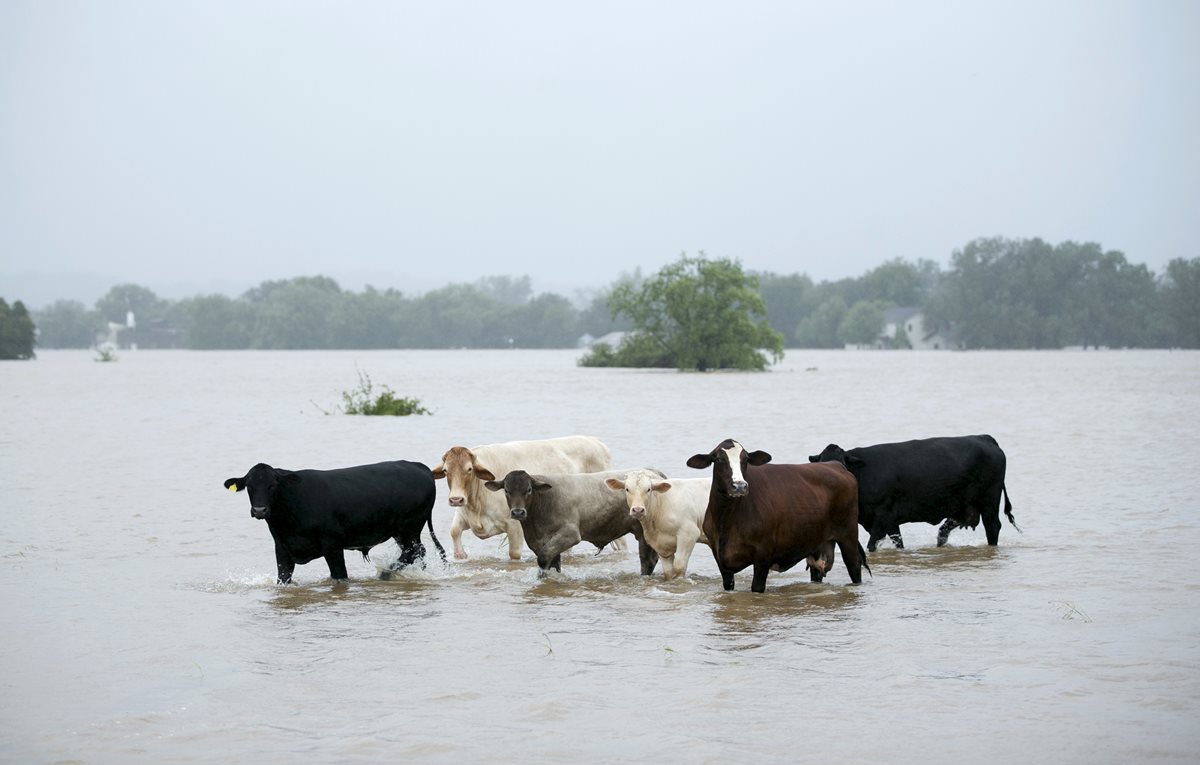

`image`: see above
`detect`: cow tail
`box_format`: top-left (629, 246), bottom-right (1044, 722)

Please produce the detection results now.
top-left (859, 542), bottom-right (872, 577)
top-left (1002, 484), bottom-right (1021, 533)
top-left (427, 516), bottom-right (447, 562)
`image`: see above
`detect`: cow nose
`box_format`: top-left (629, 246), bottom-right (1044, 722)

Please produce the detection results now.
top-left (251, 506), bottom-right (269, 520)
top-left (448, 496), bottom-right (465, 507)
top-left (511, 508), bottom-right (527, 520)
top-left (730, 481), bottom-right (749, 496)
top-left (630, 506), bottom-right (646, 518)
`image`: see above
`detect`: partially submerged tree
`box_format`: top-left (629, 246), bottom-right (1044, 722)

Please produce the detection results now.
top-left (580, 253), bottom-right (784, 371)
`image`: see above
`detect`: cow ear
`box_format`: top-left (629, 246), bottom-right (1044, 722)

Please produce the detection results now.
top-left (474, 466), bottom-right (496, 482)
top-left (224, 477), bottom-right (244, 492)
top-left (604, 478), bottom-right (625, 491)
top-left (747, 451), bottom-right (772, 466)
top-left (652, 481), bottom-right (672, 494)
top-left (431, 462), bottom-right (446, 479)
top-left (483, 480), bottom-right (504, 492)
top-left (532, 478), bottom-right (553, 492)
top-left (846, 455), bottom-right (865, 468)
top-left (808, 454), bottom-right (819, 463)
top-left (686, 453), bottom-right (714, 469)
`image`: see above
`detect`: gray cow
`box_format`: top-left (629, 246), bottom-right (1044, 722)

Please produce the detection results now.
top-left (484, 469), bottom-right (661, 576)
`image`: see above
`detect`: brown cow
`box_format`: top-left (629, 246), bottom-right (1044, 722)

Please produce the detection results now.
top-left (686, 438), bottom-right (869, 593)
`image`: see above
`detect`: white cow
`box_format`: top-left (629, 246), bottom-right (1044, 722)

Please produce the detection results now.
top-left (432, 435), bottom-right (612, 560)
top-left (605, 469), bottom-right (711, 580)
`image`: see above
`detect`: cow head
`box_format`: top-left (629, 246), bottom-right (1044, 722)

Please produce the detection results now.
top-left (431, 446), bottom-right (497, 507)
top-left (223, 463), bottom-right (300, 520)
top-left (686, 439), bottom-right (771, 497)
top-left (483, 470), bottom-right (551, 521)
top-left (605, 469), bottom-right (671, 519)
top-left (808, 443), bottom-right (864, 468)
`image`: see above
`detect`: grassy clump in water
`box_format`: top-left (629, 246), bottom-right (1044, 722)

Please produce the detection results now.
top-left (341, 370), bottom-right (429, 416)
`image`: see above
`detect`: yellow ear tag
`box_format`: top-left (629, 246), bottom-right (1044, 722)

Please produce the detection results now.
top-left (228, 484), bottom-right (238, 492)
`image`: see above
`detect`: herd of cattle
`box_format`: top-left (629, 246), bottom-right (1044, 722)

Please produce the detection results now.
top-left (224, 434), bottom-right (1018, 593)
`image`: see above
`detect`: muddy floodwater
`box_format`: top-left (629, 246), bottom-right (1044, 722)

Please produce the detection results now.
top-left (2, 349), bottom-right (1198, 764)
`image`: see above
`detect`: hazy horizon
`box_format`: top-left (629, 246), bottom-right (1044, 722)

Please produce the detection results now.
top-left (3, 1), bottom-right (1198, 309)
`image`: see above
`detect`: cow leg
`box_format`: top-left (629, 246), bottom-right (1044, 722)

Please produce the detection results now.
top-left (867, 521), bottom-right (890, 553)
top-left (671, 532), bottom-right (700, 579)
top-left (889, 526), bottom-right (905, 549)
top-left (982, 510), bottom-right (1002, 546)
top-left (637, 538), bottom-right (659, 576)
top-left (720, 567), bottom-right (735, 591)
top-left (838, 535), bottom-right (863, 584)
top-left (505, 518), bottom-right (526, 561)
top-left (323, 545), bottom-right (349, 581)
top-left (750, 562), bottom-right (770, 593)
top-left (630, 525), bottom-right (658, 576)
top-left (937, 519), bottom-right (959, 546)
top-left (274, 541), bottom-right (296, 585)
top-left (535, 550), bottom-right (563, 575)
top-left (659, 554), bottom-right (677, 580)
top-left (449, 510), bottom-right (469, 560)
top-left (394, 537), bottom-right (427, 569)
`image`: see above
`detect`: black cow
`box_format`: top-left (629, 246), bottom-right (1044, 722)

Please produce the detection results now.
top-left (224, 460), bottom-right (445, 583)
top-left (809, 435), bottom-right (1017, 551)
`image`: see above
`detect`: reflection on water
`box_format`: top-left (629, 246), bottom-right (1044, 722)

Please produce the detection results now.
top-left (707, 583), bottom-right (864, 634)
top-left (865, 543), bottom-right (1006, 574)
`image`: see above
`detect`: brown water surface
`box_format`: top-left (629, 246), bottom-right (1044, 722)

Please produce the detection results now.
top-left (1, 349), bottom-right (1197, 763)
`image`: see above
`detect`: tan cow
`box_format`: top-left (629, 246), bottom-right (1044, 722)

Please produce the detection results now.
top-left (432, 436), bottom-right (611, 560)
top-left (606, 469), bottom-right (711, 580)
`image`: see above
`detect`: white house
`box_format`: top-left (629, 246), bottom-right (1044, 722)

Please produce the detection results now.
top-left (844, 307), bottom-right (957, 350)
top-left (881, 307), bottom-right (955, 350)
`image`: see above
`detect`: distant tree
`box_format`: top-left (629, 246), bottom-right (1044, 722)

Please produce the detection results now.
top-left (408, 283), bottom-right (502, 348)
top-left (838, 300), bottom-right (887, 346)
top-left (756, 271), bottom-right (815, 346)
top-left (1067, 244), bottom-right (1159, 348)
top-left (182, 295), bottom-right (254, 349)
top-left (794, 296), bottom-right (847, 348)
top-left (246, 276), bottom-right (342, 349)
top-left (95, 284), bottom-right (170, 325)
top-left (580, 253), bottom-right (784, 371)
top-left (858, 258), bottom-right (942, 306)
top-left (0, 298), bottom-right (37, 359)
top-left (1161, 257), bottom-right (1200, 348)
top-left (927, 237), bottom-right (1169, 349)
top-left (509, 293), bottom-right (580, 347)
top-left (34, 299), bottom-right (100, 348)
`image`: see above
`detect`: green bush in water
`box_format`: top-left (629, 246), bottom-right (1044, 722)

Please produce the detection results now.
top-left (341, 370), bottom-right (429, 416)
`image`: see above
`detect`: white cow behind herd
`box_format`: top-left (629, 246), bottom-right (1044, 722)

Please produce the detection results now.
top-left (606, 469), bottom-right (711, 579)
top-left (433, 435), bottom-right (612, 560)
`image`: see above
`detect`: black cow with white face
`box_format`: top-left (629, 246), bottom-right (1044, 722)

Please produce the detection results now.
top-left (224, 460), bottom-right (445, 584)
top-left (809, 435), bottom-right (1018, 551)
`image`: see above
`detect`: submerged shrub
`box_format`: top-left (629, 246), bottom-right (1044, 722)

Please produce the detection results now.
top-left (341, 370), bottom-right (429, 416)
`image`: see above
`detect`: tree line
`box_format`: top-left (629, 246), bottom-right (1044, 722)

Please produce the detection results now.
top-left (21, 237), bottom-right (1200, 352)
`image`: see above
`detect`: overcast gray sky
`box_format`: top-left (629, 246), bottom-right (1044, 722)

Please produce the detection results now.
top-left (2, 1), bottom-right (1197, 307)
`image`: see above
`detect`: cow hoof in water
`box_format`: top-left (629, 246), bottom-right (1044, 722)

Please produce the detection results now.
top-left (454, 550), bottom-right (468, 560)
